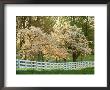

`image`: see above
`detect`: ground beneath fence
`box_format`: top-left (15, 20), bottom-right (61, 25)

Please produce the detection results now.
top-left (16, 67), bottom-right (94, 74)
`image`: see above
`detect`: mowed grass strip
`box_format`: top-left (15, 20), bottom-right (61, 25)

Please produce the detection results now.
top-left (16, 67), bottom-right (94, 74)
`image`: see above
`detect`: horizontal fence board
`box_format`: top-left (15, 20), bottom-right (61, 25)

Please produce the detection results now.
top-left (16, 59), bottom-right (94, 70)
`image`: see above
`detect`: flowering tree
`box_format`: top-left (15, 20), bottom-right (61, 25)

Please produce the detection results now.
top-left (16, 26), bottom-right (69, 62)
top-left (52, 16), bottom-right (92, 61)
top-left (16, 16), bottom-right (94, 62)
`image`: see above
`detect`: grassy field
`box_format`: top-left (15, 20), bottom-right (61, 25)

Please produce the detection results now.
top-left (66, 55), bottom-right (94, 62)
top-left (16, 67), bottom-right (94, 74)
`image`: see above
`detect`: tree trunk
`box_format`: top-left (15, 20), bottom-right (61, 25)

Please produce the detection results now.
top-left (41, 51), bottom-right (44, 62)
top-left (72, 49), bottom-right (81, 62)
top-left (37, 51), bottom-right (40, 61)
top-left (63, 58), bottom-right (66, 62)
top-left (72, 50), bottom-right (77, 62)
top-left (56, 58), bottom-right (58, 63)
top-left (72, 54), bottom-right (77, 62)
top-left (80, 54), bottom-right (83, 61)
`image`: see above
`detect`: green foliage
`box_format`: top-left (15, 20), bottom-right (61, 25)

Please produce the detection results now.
top-left (77, 55), bottom-right (94, 61)
top-left (66, 55), bottom-right (94, 62)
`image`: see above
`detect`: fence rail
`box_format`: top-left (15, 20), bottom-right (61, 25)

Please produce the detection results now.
top-left (16, 59), bottom-right (94, 70)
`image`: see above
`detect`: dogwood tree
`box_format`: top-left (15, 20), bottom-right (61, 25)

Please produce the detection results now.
top-left (16, 26), bottom-right (69, 61)
top-left (52, 16), bottom-right (92, 61)
top-left (16, 16), bottom-right (94, 62)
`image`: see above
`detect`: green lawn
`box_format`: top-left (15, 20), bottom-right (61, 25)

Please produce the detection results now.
top-left (66, 54), bottom-right (94, 62)
top-left (16, 67), bottom-right (94, 74)
top-left (77, 54), bottom-right (94, 61)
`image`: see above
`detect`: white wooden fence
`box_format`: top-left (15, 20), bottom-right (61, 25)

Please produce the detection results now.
top-left (16, 59), bottom-right (94, 70)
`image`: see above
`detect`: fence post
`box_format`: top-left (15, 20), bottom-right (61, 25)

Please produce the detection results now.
top-left (25, 60), bottom-right (27, 70)
top-left (31, 61), bottom-right (32, 68)
top-left (18, 60), bottom-right (20, 68)
top-left (16, 59), bottom-right (18, 69)
top-left (36, 61), bottom-right (37, 70)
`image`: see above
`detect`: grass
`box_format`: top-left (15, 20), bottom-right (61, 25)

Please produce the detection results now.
top-left (66, 54), bottom-right (94, 62)
top-left (16, 67), bottom-right (94, 74)
top-left (79, 55), bottom-right (94, 61)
